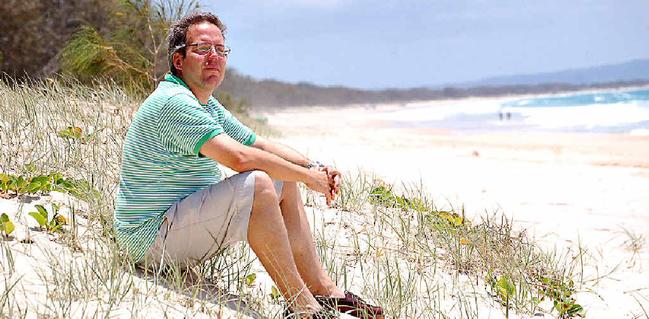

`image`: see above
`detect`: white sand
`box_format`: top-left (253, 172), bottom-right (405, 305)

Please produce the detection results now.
top-left (7, 194), bottom-right (333, 318)
top-left (262, 97), bottom-right (649, 317)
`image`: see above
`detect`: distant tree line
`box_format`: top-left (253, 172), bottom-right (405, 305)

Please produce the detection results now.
top-left (219, 69), bottom-right (649, 108)
top-left (1, 1), bottom-right (647, 109)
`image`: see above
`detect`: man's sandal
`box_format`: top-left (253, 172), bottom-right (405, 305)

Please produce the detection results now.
top-left (283, 307), bottom-right (338, 318)
top-left (315, 291), bottom-right (384, 319)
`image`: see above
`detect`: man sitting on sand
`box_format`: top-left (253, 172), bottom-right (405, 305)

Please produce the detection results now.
top-left (113, 12), bottom-right (383, 318)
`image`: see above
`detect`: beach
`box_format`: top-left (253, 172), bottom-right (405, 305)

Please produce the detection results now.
top-left (263, 96), bottom-right (649, 316)
top-left (2, 86), bottom-right (649, 318)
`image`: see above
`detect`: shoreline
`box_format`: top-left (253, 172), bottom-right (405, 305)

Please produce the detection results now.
top-left (256, 83), bottom-right (649, 114)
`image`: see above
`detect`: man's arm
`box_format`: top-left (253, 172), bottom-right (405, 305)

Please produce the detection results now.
top-left (200, 134), bottom-right (333, 201)
top-left (251, 136), bottom-right (341, 197)
top-left (251, 136), bottom-right (312, 168)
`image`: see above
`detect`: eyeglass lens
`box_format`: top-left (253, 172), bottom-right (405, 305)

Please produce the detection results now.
top-left (193, 43), bottom-right (230, 57)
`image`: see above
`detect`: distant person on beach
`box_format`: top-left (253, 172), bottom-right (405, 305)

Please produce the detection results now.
top-left (113, 12), bottom-right (383, 319)
top-left (498, 110), bottom-right (512, 121)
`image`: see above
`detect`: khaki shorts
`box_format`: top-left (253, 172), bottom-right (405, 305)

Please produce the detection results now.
top-left (140, 170), bottom-right (283, 268)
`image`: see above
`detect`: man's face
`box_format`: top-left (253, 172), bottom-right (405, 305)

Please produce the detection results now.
top-left (174, 22), bottom-right (227, 94)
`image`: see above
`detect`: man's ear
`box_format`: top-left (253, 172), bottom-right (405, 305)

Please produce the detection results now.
top-left (172, 52), bottom-right (183, 72)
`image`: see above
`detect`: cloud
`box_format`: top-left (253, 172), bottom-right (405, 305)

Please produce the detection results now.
top-left (286, 0), bottom-right (345, 7)
top-left (233, 0), bottom-right (347, 9)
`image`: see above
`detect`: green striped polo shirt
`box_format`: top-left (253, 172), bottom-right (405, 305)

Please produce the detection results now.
top-left (114, 73), bottom-right (256, 262)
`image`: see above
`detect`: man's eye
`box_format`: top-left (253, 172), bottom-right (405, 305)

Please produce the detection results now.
top-left (196, 45), bottom-right (212, 53)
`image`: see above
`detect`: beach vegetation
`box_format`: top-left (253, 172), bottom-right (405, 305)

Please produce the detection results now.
top-left (493, 274), bottom-right (516, 318)
top-left (244, 272), bottom-right (257, 287)
top-left (60, 0), bottom-right (200, 95)
top-left (631, 294), bottom-right (649, 319)
top-left (270, 285), bottom-right (282, 301)
top-left (334, 172), bottom-right (588, 317)
top-left (0, 173), bottom-right (47, 198)
top-left (0, 213), bottom-right (15, 238)
top-left (28, 204), bottom-right (67, 233)
top-left (619, 226), bottom-right (645, 269)
top-left (57, 126), bottom-right (94, 143)
top-left (0, 172), bottom-right (97, 203)
top-left (0, 273), bottom-right (25, 318)
top-left (538, 275), bottom-right (583, 318)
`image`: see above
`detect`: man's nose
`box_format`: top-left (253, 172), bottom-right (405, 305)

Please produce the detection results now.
top-left (205, 53), bottom-right (224, 66)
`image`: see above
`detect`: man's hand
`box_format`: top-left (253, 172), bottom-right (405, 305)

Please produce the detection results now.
top-left (323, 166), bottom-right (341, 200)
top-left (303, 166), bottom-right (342, 207)
top-left (317, 166), bottom-right (341, 207)
top-left (305, 169), bottom-right (334, 206)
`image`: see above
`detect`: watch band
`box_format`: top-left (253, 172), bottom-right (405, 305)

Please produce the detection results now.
top-left (305, 160), bottom-right (325, 169)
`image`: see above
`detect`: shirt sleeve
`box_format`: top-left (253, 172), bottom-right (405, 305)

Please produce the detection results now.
top-left (157, 94), bottom-right (224, 156)
top-left (212, 98), bottom-right (257, 146)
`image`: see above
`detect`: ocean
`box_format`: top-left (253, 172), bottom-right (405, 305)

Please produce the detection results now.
top-left (383, 88), bottom-right (649, 135)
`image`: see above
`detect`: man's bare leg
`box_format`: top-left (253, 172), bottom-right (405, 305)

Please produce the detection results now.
top-left (279, 181), bottom-right (345, 298)
top-left (247, 172), bottom-right (321, 312)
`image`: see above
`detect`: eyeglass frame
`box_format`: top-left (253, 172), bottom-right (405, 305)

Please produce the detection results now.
top-left (173, 42), bottom-right (231, 57)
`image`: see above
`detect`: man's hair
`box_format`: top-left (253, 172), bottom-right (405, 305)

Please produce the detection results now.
top-left (167, 12), bottom-right (226, 76)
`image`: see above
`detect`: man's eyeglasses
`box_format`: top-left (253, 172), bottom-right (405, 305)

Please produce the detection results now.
top-left (175, 43), bottom-right (231, 57)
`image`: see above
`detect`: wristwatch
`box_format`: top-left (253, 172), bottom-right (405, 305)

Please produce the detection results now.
top-left (305, 160), bottom-right (325, 169)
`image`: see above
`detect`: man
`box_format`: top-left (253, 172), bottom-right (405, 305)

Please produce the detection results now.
top-left (114, 12), bottom-right (383, 319)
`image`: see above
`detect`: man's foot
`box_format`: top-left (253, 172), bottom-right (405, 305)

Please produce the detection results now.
top-left (284, 306), bottom-right (338, 318)
top-left (315, 291), bottom-right (384, 319)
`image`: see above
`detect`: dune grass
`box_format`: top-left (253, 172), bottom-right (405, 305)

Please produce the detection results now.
top-left (0, 77), bottom-right (594, 318)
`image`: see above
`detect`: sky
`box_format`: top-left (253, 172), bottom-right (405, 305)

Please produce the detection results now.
top-left (203, 0), bottom-right (649, 89)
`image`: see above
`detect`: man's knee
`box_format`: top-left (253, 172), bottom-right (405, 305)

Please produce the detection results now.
top-left (252, 170), bottom-right (277, 200)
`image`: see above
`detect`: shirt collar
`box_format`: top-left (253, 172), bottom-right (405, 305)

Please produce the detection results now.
top-left (163, 73), bottom-right (209, 106)
top-left (163, 73), bottom-right (191, 90)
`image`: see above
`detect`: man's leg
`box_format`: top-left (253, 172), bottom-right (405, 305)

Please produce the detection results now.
top-left (247, 171), bottom-right (321, 312)
top-left (279, 181), bottom-right (345, 298)
top-left (275, 182), bottom-right (386, 319)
